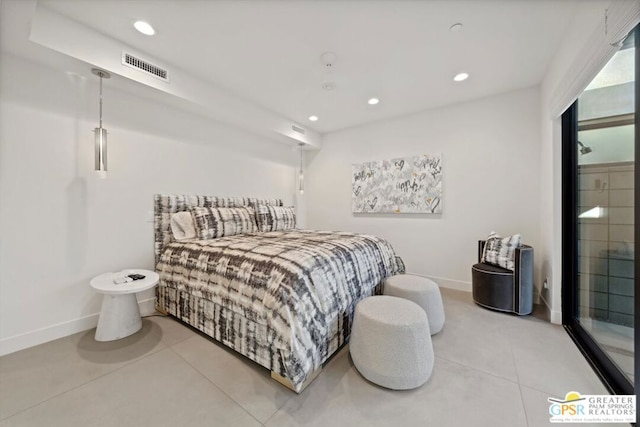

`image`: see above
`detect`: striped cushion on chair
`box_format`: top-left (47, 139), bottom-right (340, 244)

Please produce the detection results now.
top-left (481, 231), bottom-right (521, 271)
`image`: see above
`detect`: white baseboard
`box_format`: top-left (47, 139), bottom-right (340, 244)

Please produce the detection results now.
top-left (538, 292), bottom-right (562, 325)
top-left (406, 272), bottom-right (472, 293)
top-left (549, 309), bottom-right (562, 325)
top-left (409, 274), bottom-right (557, 322)
top-left (0, 313), bottom-right (100, 357)
top-left (0, 297), bottom-right (157, 357)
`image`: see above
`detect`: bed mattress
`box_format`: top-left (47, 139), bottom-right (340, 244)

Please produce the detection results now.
top-left (156, 229), bottom-right (404, 390)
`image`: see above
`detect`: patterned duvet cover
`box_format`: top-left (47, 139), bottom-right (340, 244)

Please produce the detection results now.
top-left (156, 229), bottom-right (404, 391)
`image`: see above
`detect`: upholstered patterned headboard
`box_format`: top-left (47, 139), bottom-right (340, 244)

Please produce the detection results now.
top-left (153, 194), bottom-right (284, 266)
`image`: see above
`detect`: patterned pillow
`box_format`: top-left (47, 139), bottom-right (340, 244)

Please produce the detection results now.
top-left (481, 231), bottom-right (522, 271)
top-left (189, 206), bottom-right (257, 239)
top-left (255, 205), bottom-right (296, 232)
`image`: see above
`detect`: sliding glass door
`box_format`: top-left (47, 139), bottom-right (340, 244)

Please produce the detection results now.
top-left (563, 26), bottom-right (638, 395)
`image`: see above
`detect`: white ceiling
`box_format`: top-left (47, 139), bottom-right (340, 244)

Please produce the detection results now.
top-left (8, 0), bottom-right (585, 135)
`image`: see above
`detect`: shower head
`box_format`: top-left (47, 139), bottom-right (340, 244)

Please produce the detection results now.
top-left (577, 141), bottom-right (592, 155)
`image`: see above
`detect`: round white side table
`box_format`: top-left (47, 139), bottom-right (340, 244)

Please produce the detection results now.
top-left (90, 269), bottom-right (159, 342)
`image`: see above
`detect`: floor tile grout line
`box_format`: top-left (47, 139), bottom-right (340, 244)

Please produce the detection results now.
top-left (509, 337), bottom-right (531, 427)
top-left (262, 407), bottom-right (279, 426)
top-left (150, 320), bottom-right (201, 348)
top-left (432, 354), bottom-right (521, 387)
top-left (0, 343), bottom-right (170, 422)
top-left (518, 383), bottom-right (570, 400)
top-left (167, 330), bottom-right (296, 422)
top-left (1, 296), bottom-right (608, 425)
top-left (261, 395), bottom-right (291, 426)
top-left (166, 340), bottom-right (266, 426)
top-left (262, 345), bottom-right (354, 426)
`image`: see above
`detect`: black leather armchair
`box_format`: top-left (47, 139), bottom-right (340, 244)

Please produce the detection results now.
top-left (472, 240), bottom-right (534, 315)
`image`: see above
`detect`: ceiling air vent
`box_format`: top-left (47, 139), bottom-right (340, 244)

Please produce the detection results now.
top-left (292, 125), bottom-right (305, 135)
top-left (122, 52), bottom-right (169, 82)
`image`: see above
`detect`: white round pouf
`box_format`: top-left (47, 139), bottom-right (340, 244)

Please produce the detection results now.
top-left (350, 296), bottom-right (434, 390)
top-left (384, 274), bottom-right (445, 335)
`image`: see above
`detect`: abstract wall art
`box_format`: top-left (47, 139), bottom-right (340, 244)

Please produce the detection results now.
top-left (352, 153), bottom-right (443, 214)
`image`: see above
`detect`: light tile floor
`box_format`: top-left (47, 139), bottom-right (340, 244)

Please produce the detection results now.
top-left (0, 289), bottom-right (622, 427)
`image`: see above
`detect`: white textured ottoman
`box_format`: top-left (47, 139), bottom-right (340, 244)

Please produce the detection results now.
top-left (350, 296), bottom-right (434, 390)
top-left (384, 274), bottom-right (445, 335)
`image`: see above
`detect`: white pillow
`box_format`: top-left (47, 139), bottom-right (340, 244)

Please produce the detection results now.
top-left (170, 211), bottom-right (196, 240)
top-left (481, 231), bottom-right (522, 271)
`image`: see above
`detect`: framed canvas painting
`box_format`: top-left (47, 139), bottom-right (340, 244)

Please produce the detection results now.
top-left (352, 153), bottom-right (442, 214)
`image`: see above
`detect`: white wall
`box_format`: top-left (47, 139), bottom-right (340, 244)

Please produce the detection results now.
top-left (306, 87), bottom-right (541, 292)
top-left (0, 54), bottom-right (297, 355)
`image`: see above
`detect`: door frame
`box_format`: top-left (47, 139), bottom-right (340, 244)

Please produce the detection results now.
top-left (561, 25), bottom-right (638, 396)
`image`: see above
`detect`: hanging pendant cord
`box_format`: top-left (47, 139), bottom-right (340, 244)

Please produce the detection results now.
top-left (299, 143), bottom-right (303, 171)
top-left (99, 74), bottom-right (103, 128)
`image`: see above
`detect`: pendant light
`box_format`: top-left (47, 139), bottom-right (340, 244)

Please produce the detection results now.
top-left (92, 68), bottom-right (111, 178)
top-left (298, 142), bottom-right (305, 195)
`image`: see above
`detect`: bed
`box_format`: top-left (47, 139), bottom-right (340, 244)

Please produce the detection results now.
top-left (154, 194), bottom-right (405, 392)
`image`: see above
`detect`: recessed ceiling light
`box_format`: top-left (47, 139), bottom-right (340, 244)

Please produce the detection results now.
top-left (449, 23), bottom-right (463, 32)
top-left (309, 115), bottom-right (318, 122)
top-left (368, 98), bottom-right (380, 105)
top-left (453, 73), bottom-right (469, 82)
top-left (134, 21), bottom-right (155, 36)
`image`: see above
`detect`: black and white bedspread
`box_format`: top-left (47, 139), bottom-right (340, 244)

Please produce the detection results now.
top-left (156, 229), bottom-right (404, 390)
